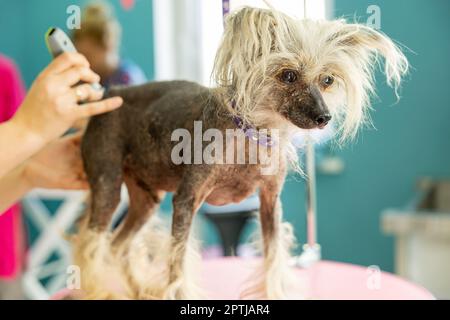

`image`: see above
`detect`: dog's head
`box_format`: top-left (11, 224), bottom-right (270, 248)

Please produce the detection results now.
top-left (213, 7), bottom-right (409, 141)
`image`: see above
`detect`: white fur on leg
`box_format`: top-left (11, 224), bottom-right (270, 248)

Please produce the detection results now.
top-left (163, 237), bottom-right (204, 300)
top-left (119, 214), bottom-right (204, 300)
top-left (241, 222), bottom-right (302, 300)
top-left (72, 226), bottom-right (128, 299)
top-left (120, 215), bottom-right (171, 299)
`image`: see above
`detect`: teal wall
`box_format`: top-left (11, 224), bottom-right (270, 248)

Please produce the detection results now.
top-left (0, 0), bottom-right (154, 87)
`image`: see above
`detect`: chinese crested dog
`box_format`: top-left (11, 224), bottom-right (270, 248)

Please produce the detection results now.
top-left (72, 6), bottom-right (408, 299)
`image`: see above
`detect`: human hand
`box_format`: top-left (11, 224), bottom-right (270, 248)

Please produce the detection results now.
top-left (12, 52), bottom-right (123, 143)
top-left (24, 133), bottom-right (89, 190)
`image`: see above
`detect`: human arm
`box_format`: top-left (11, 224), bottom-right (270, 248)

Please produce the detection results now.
top-left (0, 52), bottom-right (123, 178)
top-left (0, 134), bottom-right (89, 213)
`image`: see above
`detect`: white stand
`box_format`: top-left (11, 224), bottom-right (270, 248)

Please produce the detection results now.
top-left (294, 138), bottom-right (321, 268)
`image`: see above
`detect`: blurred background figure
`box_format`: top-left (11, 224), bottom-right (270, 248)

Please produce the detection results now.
top-left (0, 54), bottom-right (26, 299)
top-left (72, 1), bottom-right (147, 89)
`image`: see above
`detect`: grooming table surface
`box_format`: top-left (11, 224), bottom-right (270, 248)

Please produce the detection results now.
top-left (55, 258), bottom-right (434, 300)
top-left (202, 258), bottom-right (434, 300)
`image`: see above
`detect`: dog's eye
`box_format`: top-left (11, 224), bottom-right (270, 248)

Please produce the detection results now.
top-left (322, 75), bottom-right (334, 87)
top-left (280, 70), bottom-right (297, 84)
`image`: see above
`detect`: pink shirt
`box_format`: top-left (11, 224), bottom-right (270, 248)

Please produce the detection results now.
top-left (0, 54), bottom-right (26, 279)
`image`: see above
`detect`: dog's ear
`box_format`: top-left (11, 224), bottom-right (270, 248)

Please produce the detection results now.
top-left (325, 22), bottom-right (409, 141)
top-left (332, 23), bottom-right (409, 90)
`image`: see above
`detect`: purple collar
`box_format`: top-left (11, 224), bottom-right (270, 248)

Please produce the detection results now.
top-left (230, 100), bottom-right (276, 147)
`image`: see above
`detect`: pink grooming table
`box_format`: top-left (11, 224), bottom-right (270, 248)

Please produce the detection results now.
top-left (54, 258), bottom-right (434, 300)
top-left (202, 258), bottom-right (434, 300)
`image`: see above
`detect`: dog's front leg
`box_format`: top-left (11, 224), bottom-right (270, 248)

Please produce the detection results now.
top-left (254, 176), bottom-right (297, 299)
top-left (164, 175), bottom-right (212, 300)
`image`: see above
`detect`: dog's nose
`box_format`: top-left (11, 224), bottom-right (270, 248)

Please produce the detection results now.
top-left (315, 114), bottom-right (332, 129)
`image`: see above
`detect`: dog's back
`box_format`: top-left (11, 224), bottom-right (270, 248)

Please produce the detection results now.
top-left (81, 80), bottom-right (222, 193)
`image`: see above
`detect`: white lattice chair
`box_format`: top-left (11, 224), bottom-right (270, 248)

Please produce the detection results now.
top-left (21, 187), bottom-right (129, 300)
